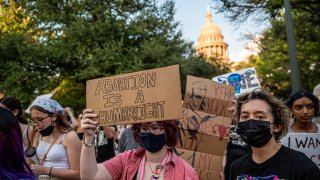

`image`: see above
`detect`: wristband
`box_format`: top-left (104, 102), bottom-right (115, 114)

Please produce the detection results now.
top-left (82, 135), bottom-right (95, 147)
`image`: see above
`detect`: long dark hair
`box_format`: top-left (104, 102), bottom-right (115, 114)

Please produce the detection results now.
top-left (0, 107), bottom-right (35, 179)
top-left (0, 96), bottom-right (27, 124)
top-left (286, 90), bottom-right (319, 116)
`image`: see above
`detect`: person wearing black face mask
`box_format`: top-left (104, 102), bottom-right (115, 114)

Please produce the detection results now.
top-left (80, 108), bottom-right (199, 180)
top-left (229, 90), bottom-right (320, 180)
top-left (29, 99), bottom-right (81, 179)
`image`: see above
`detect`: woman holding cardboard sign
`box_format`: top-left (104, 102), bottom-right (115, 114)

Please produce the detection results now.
top-left (80, 108), bottom-right (199, 180)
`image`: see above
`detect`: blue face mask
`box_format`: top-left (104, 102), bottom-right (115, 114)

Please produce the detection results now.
top-left (139, 132), bottom-right (166, 153)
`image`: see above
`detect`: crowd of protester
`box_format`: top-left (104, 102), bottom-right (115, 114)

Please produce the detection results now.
top-left (1, 83), bottom-right (320, 180)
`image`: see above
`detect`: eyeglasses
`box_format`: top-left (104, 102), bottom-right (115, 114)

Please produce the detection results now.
top-left (31, 115), bottom-right (51, 124)
top-left (140, 125), bottom-right (164, 134)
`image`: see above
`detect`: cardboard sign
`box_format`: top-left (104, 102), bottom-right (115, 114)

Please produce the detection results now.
top-left (195, 169), bottom-right (221, 180)
top-left (212, 67), bottom-right (261, 96)
top-left (178, 108), bottom-right (231, 155)
top-left (280, 133), bottom-right (320, 168)
top-left (180, 108), bottom-right (232, 136)
top-left (183, 76), bottom-right (235, 118)
top-left (176, 127), bottom-right (228, 156)
top-left (86, 65), bottom-right (183, 126)
top-left (175, 148), bottom-right (223, 172)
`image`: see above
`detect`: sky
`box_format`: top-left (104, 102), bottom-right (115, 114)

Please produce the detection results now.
top-left (174, 0), bottom-right (267, 62)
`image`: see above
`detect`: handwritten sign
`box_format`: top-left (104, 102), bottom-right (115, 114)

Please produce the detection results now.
top-left (178, 108), bottom-right (231, 155)
top-left (183, 75), bottom-right (235, 118)
top-left (175, 148), bottom-right (223, 172)
top-left (86, 65), bottom-right (183, 126)
top-left (178, 76), bottom-right (234, 179)
top-left (212, 67), bottom-right (260, 96)
top-left (280, 133), bottom-right (320, 168)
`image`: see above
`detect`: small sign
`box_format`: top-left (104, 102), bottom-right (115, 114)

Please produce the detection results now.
top-left (280, 133), bottom-right (320, 168)
top-left (212, 67), bottom-right (260, 95)
top-left (86, 65), bottom-right (183, 126)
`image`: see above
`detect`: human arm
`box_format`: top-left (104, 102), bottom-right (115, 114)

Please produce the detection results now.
top-left (65, 107), bottom-right (80, 130)
top-left (80, 109), bottom-right (113, 180)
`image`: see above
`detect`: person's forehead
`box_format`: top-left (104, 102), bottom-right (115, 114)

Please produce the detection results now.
top-left (241, 99), bottom-right (271, 113)
top-left (30, 108), bottom-right (47, 117)
top-left (292, 97), bottom-right (313, 105)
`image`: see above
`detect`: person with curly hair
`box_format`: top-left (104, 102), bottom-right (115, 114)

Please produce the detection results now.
top-left (229, 90), bottom-right (320, 180)
top-left (80, 108), bottom-right (199, 180)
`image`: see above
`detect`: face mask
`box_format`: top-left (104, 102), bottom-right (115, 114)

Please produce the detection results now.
top-left (139, 132), bottom-right (166, 153)
top-left (39, 125), bottom-right (54, 136)
top-left (236, 119), bottom-right (273, 148)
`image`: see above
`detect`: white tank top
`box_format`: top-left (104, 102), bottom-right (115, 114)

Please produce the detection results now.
top-left (36, 133), bottom-right (70, 169)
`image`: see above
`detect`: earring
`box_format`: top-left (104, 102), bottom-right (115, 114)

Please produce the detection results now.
top-left (51, 120), bottom-right (56, 126)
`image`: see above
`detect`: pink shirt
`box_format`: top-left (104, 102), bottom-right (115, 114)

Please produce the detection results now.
top-left (103, 149), bottom-right (199, 180)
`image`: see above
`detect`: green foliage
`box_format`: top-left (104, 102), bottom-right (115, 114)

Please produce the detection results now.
top-left (211, 0), bottom-right (320, 98)
top-left (0, 0), bottom-right (227, 112)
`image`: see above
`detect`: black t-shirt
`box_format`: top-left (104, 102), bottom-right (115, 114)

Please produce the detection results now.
top-left (229, 145), bottom-right (320, 180)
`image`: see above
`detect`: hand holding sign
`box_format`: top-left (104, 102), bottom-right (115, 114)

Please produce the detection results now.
top-left (81, 109), bottom-right (98, 137)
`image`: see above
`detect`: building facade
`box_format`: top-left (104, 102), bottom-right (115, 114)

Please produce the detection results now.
top-left (196, 9), bottom-right (229, 63)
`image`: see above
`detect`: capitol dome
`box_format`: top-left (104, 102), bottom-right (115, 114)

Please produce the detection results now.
top-left (196, 8), bottom-right (229, 62)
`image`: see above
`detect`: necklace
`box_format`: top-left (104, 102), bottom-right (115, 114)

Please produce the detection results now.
top-left (146, 160), bottom-right (163, 179)
top-left (139, 151), bottom-right (169, 180)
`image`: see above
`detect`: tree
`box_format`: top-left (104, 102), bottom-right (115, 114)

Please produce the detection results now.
top-left (211, 0), bottom-right (320, 98)
top-left (0, 0), bottom-right (228, 112)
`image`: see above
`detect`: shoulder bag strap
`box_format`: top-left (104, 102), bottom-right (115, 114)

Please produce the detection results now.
top-left (39, 136), bottom-right (61, 165)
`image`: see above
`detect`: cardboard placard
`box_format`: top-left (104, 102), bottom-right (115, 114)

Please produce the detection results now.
top-left (280, 133), bottom-right (320, 168)
top-left (183, 76), bottom-right (235, 118)
top-left (195, 169), bottom-right (221, 180)
top-left (176, 127), bottom-right (228, 156)
top-left (86, 65), bottom-right (183, 126)
top-left (212, 67), bottom-right (261, 96)
top-left (175, 148), bottom-right (223, 172)
top-left (180, 108), bottom-right (232, 136)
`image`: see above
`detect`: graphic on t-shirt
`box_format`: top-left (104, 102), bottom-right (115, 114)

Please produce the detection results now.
top-left (236, 174), bottom-right (286, 180)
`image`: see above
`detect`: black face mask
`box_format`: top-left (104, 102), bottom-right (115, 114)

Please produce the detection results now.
top-left (139, 132), bottom-right (166, 153)
top-left (39, 125), bottom-right (54, 136)
top-left (236, 119), bottom-right (273, 148)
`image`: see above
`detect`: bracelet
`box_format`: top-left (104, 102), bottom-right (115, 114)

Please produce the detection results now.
top-left (48, 167), bottom-right (53, 176)
top-left (82, 135), bottom-right (95, 147)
